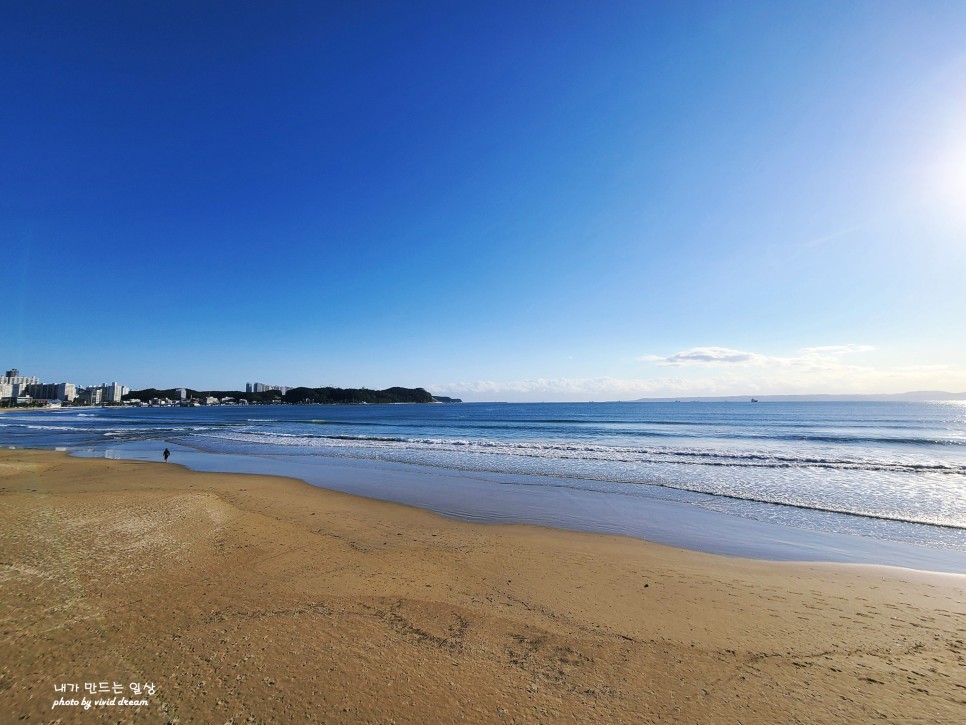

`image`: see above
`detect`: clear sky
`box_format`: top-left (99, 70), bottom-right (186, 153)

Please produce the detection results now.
top-left (3, 1), bottom-right (965, 401)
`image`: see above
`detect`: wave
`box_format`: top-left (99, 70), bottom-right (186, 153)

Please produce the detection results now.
top-left (196, 430), bottom-right (966, 531)
top-left (763, 433), bottom-right (965, 446)
top-left (643, 481), bottom-right (966, 532)
top-left (296, 419), bottom-right (964, 447)
top-left (209, 431), bottom-right (966, 476)
top-left (24, 424), bottom-right (89, 432)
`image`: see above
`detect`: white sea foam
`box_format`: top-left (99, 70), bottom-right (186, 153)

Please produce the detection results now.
top-left (200, 429), bottom-right (966, 531)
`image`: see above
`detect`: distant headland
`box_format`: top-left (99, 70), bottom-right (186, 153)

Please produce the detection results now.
top-left (124, 387), bottom-right (461, 406)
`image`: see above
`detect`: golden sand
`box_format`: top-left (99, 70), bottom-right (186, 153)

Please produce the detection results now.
top-left (2, 449), bottom-right (964, 723)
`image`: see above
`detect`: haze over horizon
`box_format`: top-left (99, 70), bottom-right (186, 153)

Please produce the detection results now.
top-left (4, 2), bottom-right (965, 403)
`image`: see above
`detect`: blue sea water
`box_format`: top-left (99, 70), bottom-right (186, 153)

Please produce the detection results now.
top-left (3, 401), bottom-right (965, 569)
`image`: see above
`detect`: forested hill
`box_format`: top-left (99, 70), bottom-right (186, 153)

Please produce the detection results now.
top-left (124, 386), bottom-right (438, 405)
top-left (284, 386), bottom-right (435, 404)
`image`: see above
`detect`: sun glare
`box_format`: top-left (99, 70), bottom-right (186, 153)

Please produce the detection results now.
top-left (924, 129), bottom-right (966, 226)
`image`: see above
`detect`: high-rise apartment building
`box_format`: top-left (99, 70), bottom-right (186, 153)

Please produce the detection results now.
top-left (247, 382), bottom-right (287, 395)
top-left (25, 383), bottom-right (77, 402)
top-left (102, 383), bottom-right (124, 404)
top-left (1, 369), bottom-right (40, 401)
top-left (72, 383), bottom-right (127, 405)
top-left (1, 372), bottom-right (39, 387)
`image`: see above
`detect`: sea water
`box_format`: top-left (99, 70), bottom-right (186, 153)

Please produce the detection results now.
top-left (4, 401), bottom-right (965, 569)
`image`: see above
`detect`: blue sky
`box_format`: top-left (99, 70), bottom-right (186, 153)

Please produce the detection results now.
top-left (3, 1), bottom-right (965, 401)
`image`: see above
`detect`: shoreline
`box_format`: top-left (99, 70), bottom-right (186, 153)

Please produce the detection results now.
top-left (3, 448), bottom-right (966, 722)
top-left (3, 402), bottom-right (965, 573)
top-left (71, 440), bottom-right (966, 574)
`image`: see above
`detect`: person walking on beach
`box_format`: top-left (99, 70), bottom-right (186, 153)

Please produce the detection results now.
top-left (163, 448), bottom-right (170, 462)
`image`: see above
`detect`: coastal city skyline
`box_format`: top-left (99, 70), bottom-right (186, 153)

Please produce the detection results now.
top-left (4, 3), bottom-right (966, 402)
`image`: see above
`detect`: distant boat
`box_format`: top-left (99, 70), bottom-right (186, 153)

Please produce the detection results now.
top-left (751, 398), bottom-right (759, 403)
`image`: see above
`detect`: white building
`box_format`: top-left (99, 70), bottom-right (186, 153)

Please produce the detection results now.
top-left (101, 383), bottom-right (124, 404)
top-left (1, 369), bottom-right (40, 401)
top-left (76, 382), bottom-right (127, 405)
top-left (247, 382), bottom-right (288, 394)
top-left (57, 382), bottom-right (77, 402)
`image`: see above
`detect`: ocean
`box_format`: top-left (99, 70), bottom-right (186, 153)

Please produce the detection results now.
top-left (4, 401), bottom-right (965, 571)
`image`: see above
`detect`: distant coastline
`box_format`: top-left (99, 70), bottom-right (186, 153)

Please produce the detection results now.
top-left (629, 391), bottom-right (966, 403)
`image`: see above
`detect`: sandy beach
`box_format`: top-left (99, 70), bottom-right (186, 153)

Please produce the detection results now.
top-left (2, 449), bottom-right (965, 723)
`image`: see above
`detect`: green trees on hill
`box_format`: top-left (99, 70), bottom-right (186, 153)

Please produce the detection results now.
top-left (123, 386), bottom-right (436, 405)
top-left (281, 386), bottom-right (434, 404)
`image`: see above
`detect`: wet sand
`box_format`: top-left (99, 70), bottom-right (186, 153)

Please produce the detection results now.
top-left (2, 449), bottom-right (965, 723)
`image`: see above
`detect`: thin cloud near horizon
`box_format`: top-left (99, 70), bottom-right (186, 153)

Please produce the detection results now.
top-left (641, 345), bottom-right (875, 367)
